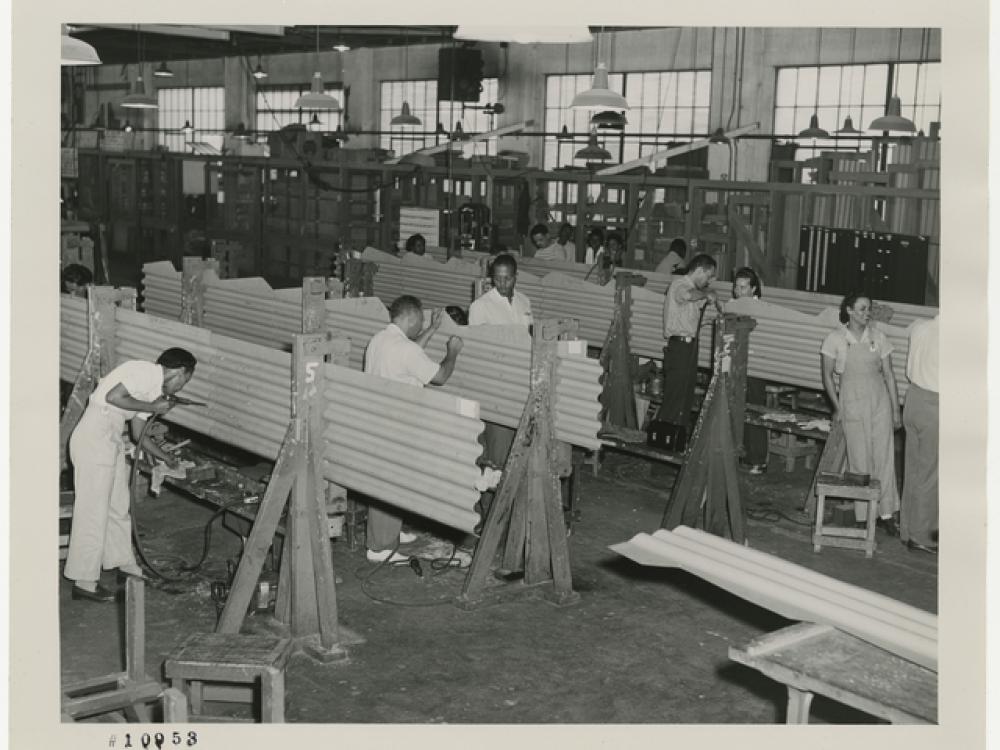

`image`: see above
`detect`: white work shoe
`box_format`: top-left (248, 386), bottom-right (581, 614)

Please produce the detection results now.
top-left (366, 548), bottom-right (410, 564)
top-left (398, 531), bottom-right (418, 544)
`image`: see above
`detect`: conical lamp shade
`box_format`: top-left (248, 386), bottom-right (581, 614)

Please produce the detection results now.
top-left (798, 113), bottom-right (829, 138)
top-left (708, 128), bottom-right (730, 144)
top-left (253, 64), bottom-right (268, 80)
top-left (180, 120), bottom-right (194, 135)
top-left (571, 63), bottom-right (629, 111)
top-left (591, 110), bottom-right (627, 129)
top-left (121, 76), bottom-right (158, 109)
top-left (62, 34), bottom-right (101, 65)
top-left (557, 125), bottom-right (572, 141)
top-left (153, 61), bottom-right (174, 78)
top-left (452, 123), bottom-right (469, 141)
top-left (837, 115), bottom-right (862, 134)
top-left (575, 133), bottom-right (612, 161)
top-left (390, 101), bottom-right (422, 127)
top-left (294, 72), bottom-right (341, 111)
top-left (868, 95), bottom-right (916, 132)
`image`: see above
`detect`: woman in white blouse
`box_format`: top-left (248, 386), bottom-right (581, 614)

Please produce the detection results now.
top-left (820, 293), bottom-right (902, 533)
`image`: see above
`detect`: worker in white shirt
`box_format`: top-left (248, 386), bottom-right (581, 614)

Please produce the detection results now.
top-left (900, 315), bottom-right (938, 554)
top-left (653, 238), bottom-right (689, 276)
top-left (364, 295), bottom-right (464, 563)
top-left (468, 254), bottom-right (533, 521)
top-left (468, 254), bottom-right (533, 327)
top-left (531, 223), bottom-right (575, 263)
top-left (583, 227), bottom-right (605, 266)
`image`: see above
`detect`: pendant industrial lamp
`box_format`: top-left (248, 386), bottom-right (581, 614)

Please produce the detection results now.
top-left (121, 27), bottom-right (158, 109)
top-left (332, 28), bottom-right (350, 52)
top-left (836, 29), bottom-right (862, 134)
top-left (798, 29), bottom-right (828, 138)
top-left (180, 120), bottom-right (194, 136)
top-left (453, 26), bottom-right (592, 44)
top-left (390, 30), bottom-right (422, 127)
top-left (153, 61), bottom-right (174, 78)
top-left (571, 30), bottom-right (629, 111)
top-left (868, 28), bottom-right (916, 132)
top-left (61, 25), bottom-right (101, 65)
top-left (557, 125), bottom-right (572, 141)
top-left (308, 114), bottom-right (322, 132)
top-left (294, 26), bottom-right (341, 111)
top-left (253, 55), bottom-right (268, 80)
top-left (575, 131), bottom-right (612, 161)
top-left (591, 110), bottom-right (627, 129)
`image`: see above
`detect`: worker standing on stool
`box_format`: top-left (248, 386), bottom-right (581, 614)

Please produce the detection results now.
top-left (65, 348), bottom-right (197, 602)
top-left (900, 315), bottom-right (939, 554)
top-left (364, 295), bottom-right (464, 563)
top-left (657, 253), bottom-right (720, 433)
top-left (469, 253), bottom-right (533, 463)
top-left (725, 267), bottom-right (768, 473)
top-left (820, 293), bottom-right (902, 534)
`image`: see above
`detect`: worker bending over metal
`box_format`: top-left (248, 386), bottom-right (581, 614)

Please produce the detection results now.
top-left (364, 295), bottom-right (464, 563)
top-left (64, 348), bottom-right (197, 603)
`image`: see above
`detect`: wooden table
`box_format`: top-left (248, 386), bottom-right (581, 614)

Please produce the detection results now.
top-left (729, 622), bottom-right (937, 724)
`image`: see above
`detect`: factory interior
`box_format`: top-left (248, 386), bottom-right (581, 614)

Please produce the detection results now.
top-left (42, 21), bottom-right (977, 734)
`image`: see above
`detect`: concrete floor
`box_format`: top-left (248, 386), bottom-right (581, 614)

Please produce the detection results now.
top-left (59, 442), bottom-right (937, 725)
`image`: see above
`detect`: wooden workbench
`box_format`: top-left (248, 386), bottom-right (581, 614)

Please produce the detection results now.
top-left (729, 622), bottom-right (937, 724)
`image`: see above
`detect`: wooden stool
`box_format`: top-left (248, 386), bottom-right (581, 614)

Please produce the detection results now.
top-left (813, 479), bottom-right (882, 558)
top-left (164, 633), bottom-right (292, 723)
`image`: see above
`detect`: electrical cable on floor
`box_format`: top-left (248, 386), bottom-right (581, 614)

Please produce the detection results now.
top-left (354, 541), bottom-right (465, 607)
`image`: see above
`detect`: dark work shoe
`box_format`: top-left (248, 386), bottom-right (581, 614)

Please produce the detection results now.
top-left (876, 517), bottom-right (900, 537)
top-left (906, 539), bottom-right (938, 555)
top-left (71, 584), bottom-right (116, 603)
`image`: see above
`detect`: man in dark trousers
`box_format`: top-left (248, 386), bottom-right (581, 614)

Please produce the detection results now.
top-left (657, 253), bottom-right (720, 433)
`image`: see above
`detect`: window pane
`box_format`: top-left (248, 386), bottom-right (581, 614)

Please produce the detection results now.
top-left (796, 68), bottom-right (818, 106)
top-left (863, 65), bottom-right (888, 104)
top-left (775, 68), bottom-right (798, 107)
top-left (817, 66), bottom-right (841, 106)
top-left (774, 108), bottom-right (795, 135)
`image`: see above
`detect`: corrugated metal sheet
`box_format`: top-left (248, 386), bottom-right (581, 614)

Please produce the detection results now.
top-left (531, 273), bottom-right (616, 347)
top-left (60, 294), bottom-right (89, 382)
top-left (141, 261), bottom-right (183, 320)
top-left (202, 274), bottom-right (302, 351)
top-left (611, 526), bottom-right (937, 670)
top-left (362, 248), bottom-right (481, 310)
top-left (111, 308), bottom-right (486, 534)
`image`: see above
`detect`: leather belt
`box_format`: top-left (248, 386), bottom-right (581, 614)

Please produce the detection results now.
top-left (669, 335), bottom-right (695, 343)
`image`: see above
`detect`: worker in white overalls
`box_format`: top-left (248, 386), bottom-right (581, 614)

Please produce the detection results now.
top-left (64, 348), bottom-right (197, 602)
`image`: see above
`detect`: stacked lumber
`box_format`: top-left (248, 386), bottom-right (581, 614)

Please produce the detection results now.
top-left (111, 308), bottom-right (485, 533)
top-left (610, 526), bottom-right (937, 671)
top-left (60, 294), bottom-right (89, 381)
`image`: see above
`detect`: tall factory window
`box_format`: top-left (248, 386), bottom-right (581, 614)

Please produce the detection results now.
top-left (379, 78), bottom-right (499, 157)
top-left (157, 86), bottom-right (225, 152)
top-left (542, 70), bottom-right (711, 170)
top-left (255, 84), bottom-right (344, 134)
top-left (773, 61), bottom-right (941, 175)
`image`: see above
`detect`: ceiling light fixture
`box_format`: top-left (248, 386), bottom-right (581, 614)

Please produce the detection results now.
top-left (121, 26), bottom-right (159, 109)
top-left (253, 55), bottom-right (268, 80)
top-left (294, 26), bottom-right (342, 111)
top-left (591, 110), bottom-right (627, 129)
top-left (153, 61), bottom-right (174, 78)
top-left (869, 28), bottom-right (916, 133)
top-left (390, 28), bottom-right (422, 128)
top-left (557, 125), bottom-right (572, 141)
top-left (61, 25), bottom-right (101, 65)
top-left (798, 28), bottom-right (829, 138)
top-left (453, 26), bottom-right (592, 44)
top-left (309, 114), bottom-right (322, 132)
top-left (837, 29), bottom-right (861, 135)
top-left (180, 120), bottom-right (194, 135)
top-left (708, 127), bottom-right (730, 145)
top-left (571, 30), bottom-right (629, 111)
top-left (574, 132), bottom-right (612, 161)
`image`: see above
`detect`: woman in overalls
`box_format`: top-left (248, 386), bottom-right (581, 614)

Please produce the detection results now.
top-left (64, 348), bottom-right (197, 602)
top-left (820, 293), bottom-right (902, 533)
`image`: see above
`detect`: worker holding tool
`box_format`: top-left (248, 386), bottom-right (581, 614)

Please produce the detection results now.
top-left (64, 348), bottom-right (198, 602)
top-left (364, 295), bottom-right (463, 563)
top-left (657, 253), bottom-right (721, 435)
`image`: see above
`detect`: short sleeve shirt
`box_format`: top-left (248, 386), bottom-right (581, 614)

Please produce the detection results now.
top-left (906, 317), bottom-right (938, 392)
top-left (663, 275), bottom-right (703, 338)
top-left (90, 360), bottom-right (164, 420)
top-left (820, 325), bottom-right (894, 375)
top-left (468, 288), bottom-right (533, 327)
top-left (654, 251), bottom-right (686, 275)
top-left (534, 243), bottom-right (574, 262)
top-left (364, 323), bottom-right (439, 387)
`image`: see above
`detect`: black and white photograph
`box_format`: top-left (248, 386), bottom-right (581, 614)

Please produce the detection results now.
top-left (7, 4), bottom-right (991, 749)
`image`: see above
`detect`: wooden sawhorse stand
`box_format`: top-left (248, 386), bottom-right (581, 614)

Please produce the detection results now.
top-left (457, 318), bottom-right (581, 609)
top-left (660, 315), bottom-right (756, 542)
